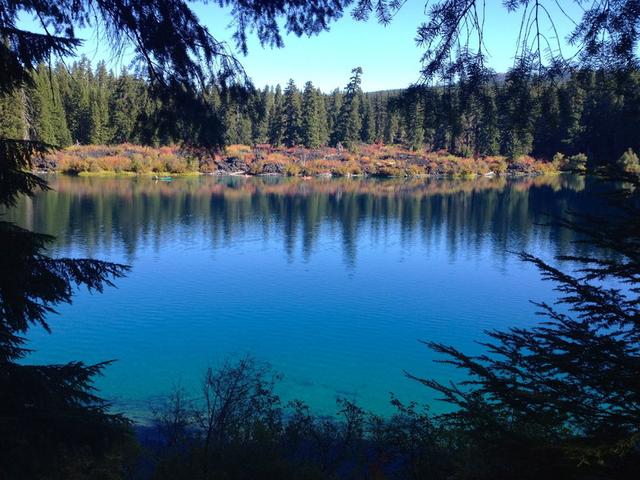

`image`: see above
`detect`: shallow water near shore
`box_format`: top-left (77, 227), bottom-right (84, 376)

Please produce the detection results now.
top-left (7, 174), bottom-right (607, 421)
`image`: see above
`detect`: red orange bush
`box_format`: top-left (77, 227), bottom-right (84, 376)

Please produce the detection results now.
top-left (45, 143), bottom-right (558, 177)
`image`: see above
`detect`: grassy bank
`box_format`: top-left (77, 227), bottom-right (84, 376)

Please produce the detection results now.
top-left (41, 143), bottom-right (561, 177)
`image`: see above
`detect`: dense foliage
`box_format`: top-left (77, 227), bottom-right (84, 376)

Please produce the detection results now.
top-left (143, 357), bottom-right (456, 480)
top-left (0, 1), bottom-right (361, 478)
top-left (3, 60), bottom-right (640, 168)
top-left (2, 0), bottom-right (640, 478)
top-left (44, 143), bottom-right (557, 177)
top-left (0, 134), bottom-right (133, 480)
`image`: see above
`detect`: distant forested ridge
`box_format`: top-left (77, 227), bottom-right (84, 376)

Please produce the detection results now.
top-left (2, 59), bottom-right (640, 166)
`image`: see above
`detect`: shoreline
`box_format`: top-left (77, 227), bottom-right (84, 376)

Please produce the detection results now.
top-left (44, 170), bottom-right (559, 179)
top-left (39, 143), bottom-right (563, 178)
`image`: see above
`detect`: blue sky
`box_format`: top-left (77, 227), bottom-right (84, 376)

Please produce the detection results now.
top-left (21, 1), bottom-right (583, 92)
top-left (205, 1), bottom-right (581, 92)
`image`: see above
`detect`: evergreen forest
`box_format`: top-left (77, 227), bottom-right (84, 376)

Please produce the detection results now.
top-left (3, 59), bottom-right (640, 167)
top-left (2, 0), bottom-right (640, 479)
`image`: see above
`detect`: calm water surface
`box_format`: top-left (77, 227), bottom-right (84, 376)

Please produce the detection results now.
top-left (7, 174), bottom-right (604, 420)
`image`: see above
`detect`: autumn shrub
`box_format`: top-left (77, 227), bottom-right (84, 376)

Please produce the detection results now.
top-left (302, 159), bottom-right (342, 176)
top-left (436, 155), bottom-right (465, 176)
top-left (424, 160), bottom-right (440, 176)
top-left (565, 153), bottom-right (588, 173)
top-left (457, 157), bottom-right (478, 176)
top-left (199, 156), bottom-right (218, 174)
top-left (535, 160), bottom-right (558, 175)
top-left (46, 143), bottom-right (557, 178)
top-left (506, 155), bottom-right (545, 175)
top-left (342, 152), bottom-right (358, 163)
top-left (407, 164), bottom-right (427, 176)
top-left (376, 164), bottom-right (405, 177)
top-left (158, 145), bottom-right (175, 157)
top-left (616, 148), bottom-right (640, 174)
top-left (61, 157), bottom-right (90, 174)
top-left (358, 144), bottom-right (378, 159)
top-left (487, 157), bottom-right (508, 174)
top-left (284, 163), bottom-right (301, 176)
top-left (225, 144), bottom-right (252, 161)
top-left (97, 155), bottom-right (130, 172)
top-left (163, 156), bottom-right (190, 174)
top-left (474, 158), bottom-right (490, 175)
top-left (334, 161), bottom-right (362, 176)
top-left (265, 152), bottom-right (289, 164)
top-left (552, 152), bottom-right (566, 170)
top-left (130, 153), bottom-right (152, 173)
top-left (248, 161), bottom-right (263, 175)
top-left (146, 155), bottom-right (163, 172)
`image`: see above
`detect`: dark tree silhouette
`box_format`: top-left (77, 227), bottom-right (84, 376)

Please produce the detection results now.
top-left (353, 0), bottom-right (640, 81)
top-left (3, 1), bottom-right (640, 478)
top-left (0, 1), bottom-right (367, 478)
top-left (0, 1), bottom-right (361, 149)
top-left (409, 173), bottom-right (640, 478)
top-left (0, 146), bottom-right (132, 477)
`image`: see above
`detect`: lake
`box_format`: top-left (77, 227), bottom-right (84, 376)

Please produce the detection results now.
top-left (7, 174), bottom-right (605, 421)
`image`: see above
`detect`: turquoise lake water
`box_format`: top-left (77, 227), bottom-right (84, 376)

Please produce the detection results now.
top-left (7, 174), bottom-right (604, 420)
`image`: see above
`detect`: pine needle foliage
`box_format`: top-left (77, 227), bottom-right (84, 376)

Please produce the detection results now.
top-left (410, 174), bottom-right (640, 478)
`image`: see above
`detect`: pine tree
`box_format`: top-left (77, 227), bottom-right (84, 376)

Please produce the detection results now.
top-left (443, 84), bottom-right (461, 153)
top-left (301, 81), bottom-right (321, 148)
top-left (407, 99), bottom-right (425, 151)
top-left (221, 88), bottom-right (252, 145)
top-left (333, 67), bottom-right (363, 147)
top-left (282, 79), bottom-right (301, 147)
top-left (28, 65), bottom-right (72, 146)
top-left (581, 70), bottom-right (621, 161)
top-left (327, 88), bottom-right (343, 144)
top-left (499, 66), bottom-right (538, 158)
top-left (479, 83), bottom-right (500, 156)
top-left (384, 112), bottom-right (400, 144)
top-left (64, 57), bottom-right (92, 143)
top-left (88, 61), bottom-right (112, 144)
top-left (252, 86), bottom-right (273, 143)
top-left (372, 95), bottom-right (387, 142)
top-left (316, 88), bottom-right (330, 146)
top-left (457, 80), bottom-right (481, 156)
top-left (0, 88), bottom-right (27, 140)
top-left (415, 174), bottom-right (640, 478)
top-left (109, 68), bottom-right (145, 143)
top-left (533, 84), bottom-right (562, 158)
top-left (1, 58), bottom-right (129, 480)
top-left (225, 103), bottom-right (252, 145)
top-left (360, 95), bottom-right (375, 144)
top-left (29, 65), bottom-right (56, 144)
top-left (431, 88), bottom-right (449, 150)
top-left (268, 84), bottom-right (284, 146)
top-left (422, 88), bottom-right (437, 149)
top-left (615, 71), bottom-right (640, 159)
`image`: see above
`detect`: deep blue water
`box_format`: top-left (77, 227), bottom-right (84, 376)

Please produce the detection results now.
top-left (7, 174), bottom-right (602, 420)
